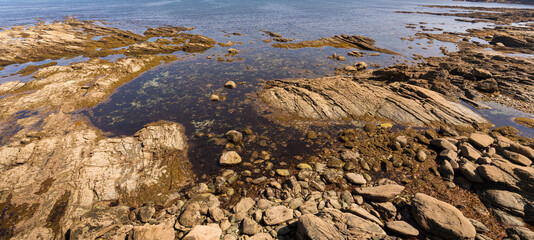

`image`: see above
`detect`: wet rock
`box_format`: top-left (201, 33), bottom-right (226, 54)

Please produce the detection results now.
top-left (411, 193), bottom-right (476, 240)
top-left (224, 81), bottom-right (237, 89)
top-left (226, 130), bottom-right (243, 144)
top-left (210, 94), bottom-right (220, 101)
top-left (346, 173), bottom-right (367, 185)
top-left (220, 151), bottom-right (242, 165)
top-left (297, 163), bottom-right (313, 170)
top-left (386, 221), bottom-right (419, 237)
top-left (259, 77), bottom-right (488, 126)
top-left (132, 224), bottom-right (175, 240)
top-left (476, 78), bottom-right (499, 93)
top-left (228, 48), bottom-right (239, 54)
top-left (184, 224), bottom-right (222, 240)
top-left (340, 150), bottom-right (360, 162)
top-left (353, 184), bottom-right (405, 202)
top-left (242, 217), bottom-right (259, 235)
top-left (276, 169), bottom-right (291, 176)
top-left (263, 206), bottom-right (293, 225)
top-left (469, 133), bottom-right (494, 149)
top-left (348, 50), bottom-right (364, 57)
top-left (354, 61), bottom-right (368, 70)
top-left (503, 150), bottom-right (532, 166)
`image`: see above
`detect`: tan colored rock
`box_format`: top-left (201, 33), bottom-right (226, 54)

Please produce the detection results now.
top-left (132, 224), bottom-right (175, 240)
top-left (411, 193), bottom-right (476, 240)
top-left (469, 133), bottom-right (494, 148)
top-left (353, 184), bottom-right (405, 202)
top-left (183, 224), bottom-right (222, 240)
top-left (263, 206), bottom-right (293, 225)
top-left (220, 151), bottom-right (242, 165)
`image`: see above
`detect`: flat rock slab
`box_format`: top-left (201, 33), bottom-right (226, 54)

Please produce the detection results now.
top-left (259, 76), bottom-right (488, 126)
top-left (411, 193), bottom-right (476, 240)
top-left (386, 221), bottom-right (420, 237)
top-left (469, 133), bottom-right (494, 148)
top-left (132, 224), bottom-right (175, 240)
top-left (353, 184), bottom-right (405, 202)
top-left (263, 206), bottom-right (293, 225)
top-left (183, 224), bottom-right (222, 240)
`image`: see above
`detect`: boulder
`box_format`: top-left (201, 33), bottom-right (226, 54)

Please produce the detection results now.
top-left (183, 224), bottom-right (222, 240)
top-left (432, 139), bottom-right (458, 152)
top-left (297, 214), bottom-right (344, 240)
top-left (345, 173), bottom-right (366, 185)
top-left (503, 150), bottom-right (532, 166)
top-left (480, 189), bottom-right (526, 216)
top-left (248, 233), bottom-right (273, 240)
top-left (411, 193), bottom-right (476, 240)
top-left (469, 133), bottom-right (494, 149)
top-left (234, 197), bottom-right (255, 214)
top-left (459, 143), bottom-right (482, 161)
top-left (225, 130), bottom-right (243, 144)
top-left (353, 184), bottom-right (405, 202)
top-left (263, 206), bottom-right (293, 225)
top-left (386, 221), bottom-right (419, 237)
top-left (132, 224), bottom-right (175, 240)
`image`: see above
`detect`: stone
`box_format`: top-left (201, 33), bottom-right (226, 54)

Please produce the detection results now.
top-left (340, 149), bottom-right (360, 162)
top-left (220, 151), bottom-right (242, 165)
top-left (469, 133), bottom-right (494, 149)
top-left (370, 202), bottom-right (397, 221)
top-left (386, 221), bottom-right (419, 237)
top-left (411, 193), bottom-right (476, 240)
top-left (432, 139), bottom-right (458, 151)
top-left (299, 200), bottom-right (319, 215)
top-left (256, 199), bottom-right (273, 210)
top-left (276, 169), bottom-right (290, 176)
top-left (248, 233), bottom-right (273, 240)
top-left (228, 48), bottom-right (239, 54)
top-left (321, 169), bottom-right (343, 184)
top-left (440, 149), bottom-right (458, 161)
top-left (210, 94), bottom-right (220, 101)
top-left (326, 158), bottom-right (344, 168)
top-left (209, 207), bottom-right (225, 222)
top-left (347, 204), bottom-right (383, 226)
top-left (224, 81), bottom-right (237, 89)
top-left (183, 224), bottom-right (222, 240)
top-left (503, 150), bottom-right (532, 166)
top-left (242, 217), bottom-right (259, 235)
top-left (234, 197), bottom-right (255, 214)
top-left (353, 184), bottom-right (405, 202)
top-left (345, 173), bottom-right (366, 185)
top-left (225, 130), bottom-right (243, 144)
top-left (439, 160), bottom-right (455, 180)
top-left (263, 206), bottom-right (293, 225)
top-left (507, 227), bottom-right (534, 240)
top-left (136, 206), bottom-right (156, 223)
top-left (510, 143), bottom-right (534, 160)
top-left (132, 224), bottom-right (175, 240)
top-left (417, 150), bottom-right (427, 162)
top-left (297, 214), bottom-right (344, 240)
top-left (179, 203), bottom-right (202, 227)
top-left (354, 61), bottom-right (367, 70)
top-left (469, 219), bottom-right (489, 233)
top-left (480, 189), bottom-right (526, 216)
top-left (459, 143), bottom-right (482, 161)
top-left (297, 163), bottom-right (312, 170)
top-left (472, 68), bottom-right (492, 79)
top-left (394, 135), bottom-right (408, 147)
top-left (460, 162), bottom-right (483, 183)
top-left (476, 79), bottom-right (499, 93)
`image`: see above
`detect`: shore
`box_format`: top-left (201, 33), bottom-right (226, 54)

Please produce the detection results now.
top-left (0, 4), bottom-right (534, 240)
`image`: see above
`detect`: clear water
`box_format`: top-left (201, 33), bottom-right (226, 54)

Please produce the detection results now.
top-left (1, 0), bottom-right (533, 173)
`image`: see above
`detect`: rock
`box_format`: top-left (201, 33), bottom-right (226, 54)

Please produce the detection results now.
top-left (297, 214), bottom-right (344, 240)
top-left (469, 133), bottom-right (494, 149)
top-left (256, 199), bottom-right (273, 210)
top-left (220, 151), bottom-right (242, 165)
top-left (242, 217), bottom-right (259, 235)
top-left (510, 143), bottom-right (534, 160)
top-left (386, 221), bottom-right (419, 237)
top-left (209, 207), bottom-right (225, 222)
top-left (136, 206), bottom-right (156, 223)
top-left (132, 224), bottom-right (175, 240)
top-left (345, 173), bottom-right (367, 185)
top-left (321, 169), bottom-right (343, 184)
top-left (210, 94), bottom-right (220, 101)
top-left (297, 163), bottom-right (312, 170)
top-left (340, 150), bottom-right (360, 162)
top-left (480, 189), bottom-right (526, 216)
top-left (459, 143), bottom-right (482, 161)
top-left (494, 209), bottom-right (524, 226)
top-left (472, 68), bottom-right (492, 79)
top-left (248, 233), bottom-right (274, 240)
top-left (263, 206), bottom-right (293, 225)
top-left (299, 200), bottom-right (319, 215)
top-left (476, 79), bottom-right (499, 93)
top-left (276, 169), bottom-right (290, 176)
top-left (469, 219), bottom-right (489, 233)
top-left (394, 135), bottom-right (408, 147)
top-left (228, 48), bottom-right (239, 54)
top-left (183, 224), bottom-right (222, 240)
top-left (348, 50), bottom-right (364, 57)
top-left (411, 193), bottom-right (476, 240)
top-left (347, 204), bottom-right (383, 227)
top-left (507, 227), bottom-right (534, 240)
top-left (417, 150), bottom-right (427, 162)
top-left (226, 130), bottom-right (243, 144)
top-left (440, 149), bottom-right (458, 162)
top-left (353, 184), bottom-right (405, 202)
top-left (179, 203), bottom-right (202, 227)
top-left (224, 81), bottom-right (237, 89)
top-left (503, 150), bottom-right (532, 166)
top-left (235, 197), bottom-right (255, 214)
top-left (370, 202), bottom-right (397, 221)
top-left (259, 77), bottom-right (488, 126)
top-left (326, 158), bottom-right (344, 168)
top-left (354, 61), bottom-right (368, 70)
top-left (460, 162), bottom-right (483, 183)
top-left (432, 139), bottom-right (458, 152)
top-left (438, 160), bottom-right (455, 181)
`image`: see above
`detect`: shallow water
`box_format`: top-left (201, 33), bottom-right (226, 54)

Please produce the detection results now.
top-left (466, 101), bottom-right (534, 138)
top-left (1, 0), bottom-right (534, 174)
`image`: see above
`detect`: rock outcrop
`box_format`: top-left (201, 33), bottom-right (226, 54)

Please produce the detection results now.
top-left (259, 76), bottom-right (489, 126)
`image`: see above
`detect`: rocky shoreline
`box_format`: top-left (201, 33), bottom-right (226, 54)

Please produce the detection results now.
top-left (0, 4), bottom-right (534, 240)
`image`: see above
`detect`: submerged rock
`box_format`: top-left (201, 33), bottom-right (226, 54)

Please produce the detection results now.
top-left (220, 151), bottom-right (242, 165)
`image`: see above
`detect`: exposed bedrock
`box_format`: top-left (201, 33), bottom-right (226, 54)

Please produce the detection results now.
top-left (259, 76), bottom-right (489, 126)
